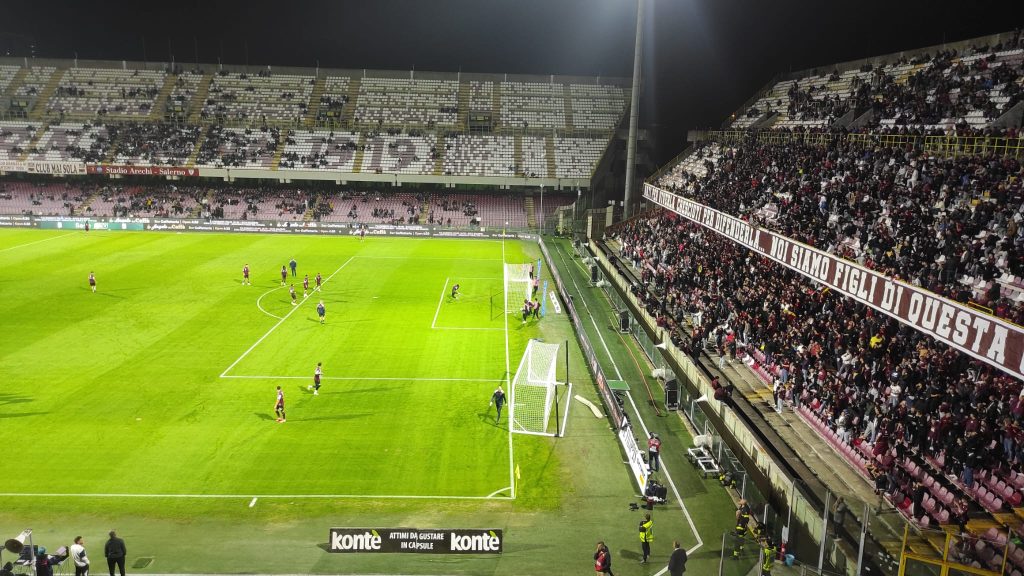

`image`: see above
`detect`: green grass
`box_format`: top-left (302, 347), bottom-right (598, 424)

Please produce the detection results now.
top-left (0, 229), bottom-right (736, 575)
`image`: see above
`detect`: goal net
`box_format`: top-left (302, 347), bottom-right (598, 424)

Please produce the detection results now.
top-left (504, 263), bottom-right (533, 316)
top-left (510, 339), bottom-right (561, 436)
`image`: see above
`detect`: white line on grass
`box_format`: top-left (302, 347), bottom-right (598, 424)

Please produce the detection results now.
top-left (502, 238), bottom-right (516, 499)
top-left (255, 286), bottom-right (285, 320)
top-left (555, 244), bottom-right (623, 379)
top-left (0, 231), bottom-right (77, 254)
top-left (486, 486), bottom-right (512, 498)
top-left (623, 390), bottom-right (704, 555)
top-left (221, 375), bottom-right (506, 383)
top-left (557, 242), bottom-right (703, 555)
top-left (356, 255), bottom-right (503, 261)
top-left (433, 327), bottom-right (504, 331)
top-left (0, 492), bottom-right (514, 500)
top-left (431, 277), bottom-right (450, 329)
top-left (220, 256), bottom-right (355, 377)
top-left (248, 497), bottom-right (257, 508)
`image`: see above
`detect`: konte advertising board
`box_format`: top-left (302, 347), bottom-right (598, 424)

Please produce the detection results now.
top-left (328, 528), bottom-right (503, 554)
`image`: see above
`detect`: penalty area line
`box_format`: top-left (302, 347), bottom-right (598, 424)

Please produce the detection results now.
top-left (255, 286), bottom-right (285, 320)
top-left (0, 231), bottom-right (77, 253)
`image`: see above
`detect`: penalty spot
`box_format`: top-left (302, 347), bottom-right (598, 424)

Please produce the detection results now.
top-left (249, 497), bottom-right (258, 508)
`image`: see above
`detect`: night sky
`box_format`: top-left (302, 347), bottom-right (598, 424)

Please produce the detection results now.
top-left (0, 0), bottom-right (1016, 167)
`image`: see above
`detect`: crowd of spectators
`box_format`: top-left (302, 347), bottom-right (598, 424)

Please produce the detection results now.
top-left (657, 134), bottom-right (1024, 324)
top-left (749, 30), bottom-right (1024, 128)
top-left (613, 214), bottom-right (1024, 519)
top-left (109, 122), bottom-right (201, 166)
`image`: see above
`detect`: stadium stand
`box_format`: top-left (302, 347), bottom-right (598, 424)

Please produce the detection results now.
top-left (443, 134), bottom-right (513, 177)
top-left (109, 122), bottom-right (200, 166)
top-left (26, 122), bottom-right (111, 163)
top-left (354, 78), bottom-right (459, 128)
top-left (0, 121), bottom-right (41, 161)
top-left (553, 136), bottom-right (606, 178)
top-left (628, 28), bottom-right (1024, 564)
top-left (500, 81), bottom-right (567, 129)
top-left (202, 70), bottom-right (314, 124)
top-left (731, 35), bottom-right (1024, 130)
top-left (279, 129), bottom-right (359, 171)
top-left (47, 67), bottom-right (166, 119)
top-left (195, 125), bottom-right (280, 168)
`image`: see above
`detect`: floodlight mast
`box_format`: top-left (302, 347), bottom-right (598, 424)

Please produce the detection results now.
top-left (622, 0), bottom-right (644, 219)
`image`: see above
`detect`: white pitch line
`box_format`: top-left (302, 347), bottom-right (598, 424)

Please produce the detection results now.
top-left (220, 375), bottom-right (506, 382)
top-left (220, 256), bottom-right (355, 377)
top-left (0, 492), bottom-right (514, 500)
top-left (255, 286), bottom-right (285, 320)
top-left (248, 497), bottom-right (257, 508)
top-left (486, 486), bottom-right (512, 498)
top-left (624, 390), bottom-right (704, 555)
top-left (356, 255), bottom-right (503, 261)
top-left (0, 231), bottom-right (77, 254)
top-left (431, 277), bottom-right (450, 329)
top-left (556, 244), bottom-right (623, 379)
top-left (503, 238), bottom-right (515, 499)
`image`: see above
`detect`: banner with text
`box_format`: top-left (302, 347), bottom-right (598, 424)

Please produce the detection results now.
top-left (0, 160), bottom-right (86, 175)
top-left (87, 165), bottom-right (201, 177)
top-left (643, 182), bottom-right (1024, 381)
top-left (328, 528), bottom-right (502, 554)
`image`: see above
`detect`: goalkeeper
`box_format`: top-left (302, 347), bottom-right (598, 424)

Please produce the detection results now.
top-left (490, 385), bottom-right (506, 424)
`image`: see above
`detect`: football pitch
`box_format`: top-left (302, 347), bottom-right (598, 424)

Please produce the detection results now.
top-left (0, 229), bottom-right (735, 575)
top-left (0, 230), bottom-right (537, 499)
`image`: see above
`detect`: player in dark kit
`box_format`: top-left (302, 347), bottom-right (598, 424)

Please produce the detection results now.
top-left (289, 284), bottom-right (297, 306)
top-left (242, 264), bottom-right (250, 285)
top-left (88, 272), bottom-right (97, 293)
top-left (315, 272), bottom-right (322, 292)
top-left (317, 300), bottom-right (326, 324)
top-left (490, 385), bottom-right (506, 423)
top-left (310, 362), bottom-right (322, 395)
top-left (451, 283), bottom-right (460, 299)
top-left (289, 258), bottom-right (297, 277)
top-left (303, 274), bottom-right (310, 297)
top-left (359, 225), bottom-right (366, 241)
top-left (522, 299), bottom-right (531, 323)
top-left (280, 266), bottom-right (288, 286)
top-left (274, 386), bottom-right (286, 422)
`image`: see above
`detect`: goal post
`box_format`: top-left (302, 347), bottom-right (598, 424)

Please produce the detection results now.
top-left (510, 339), bottom-right (570, 436)
top-left (504, 263), bottom-right (532, 316)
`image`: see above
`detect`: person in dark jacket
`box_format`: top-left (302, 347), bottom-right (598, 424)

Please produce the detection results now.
top-left (104, 531), bottom-right (126, 576)
top-left (668, 540), bottom-right (688, 575)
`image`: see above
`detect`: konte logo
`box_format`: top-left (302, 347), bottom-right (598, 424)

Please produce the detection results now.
top-left (331, 530), bottom-right (382, 551)
top-left (449, 531), bottom-right (501, 552)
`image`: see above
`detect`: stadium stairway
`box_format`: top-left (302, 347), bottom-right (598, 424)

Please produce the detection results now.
top-left (149, 73), bottom-right (177, 121)
top-left (270, 130), bottom-right (288, 170)
top-left (186, 127), bottom-right (207, 167)
top-left (456, 80), bottom-right (471, 131)
top-left (524, 194), bottom-right (536, 229)
top-left (190, 190), bottom-right (215, 217)
top-left (562, 84), bottom-right (574, 130)
top-left (433, 133), bottom-right (445, 176)
top-left (73, 188), bottom-right (102, 216)
top-left (513, 134), bottom-right (523, 173)
top-left (545, 136), bottom-right (556, 178)
top-left (342, 77), bottom-right (360, 128)
top-left (304, 75), bottom-right (327, 127)
top-left (491, 81), bottom-right (501, 123)
top-left (303, 193), bottom-right (320, 222)
top-left (351, 132), bottom-right (366, 172)
top-left (187, 73), bottom-right (213, 124)
top-left (30, 68), bottom-right (64, 121)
